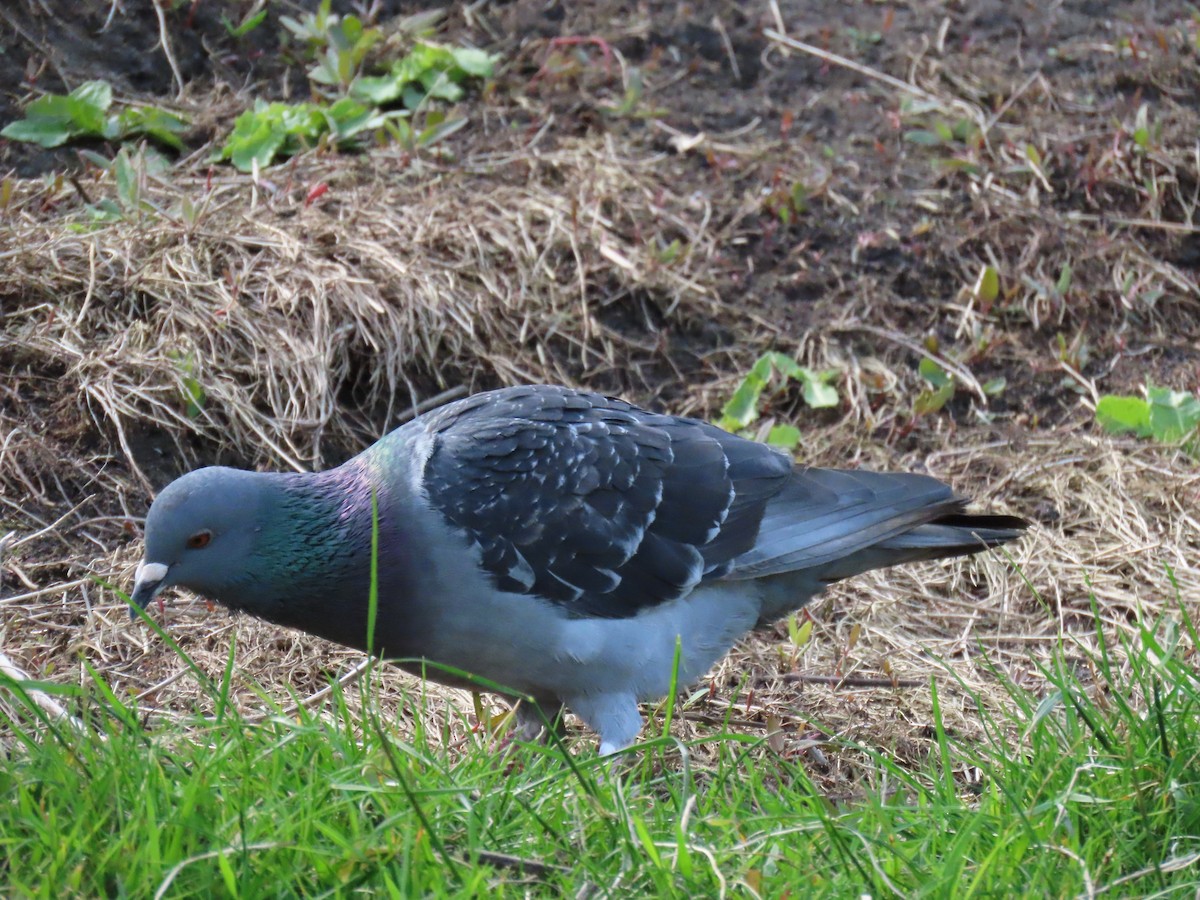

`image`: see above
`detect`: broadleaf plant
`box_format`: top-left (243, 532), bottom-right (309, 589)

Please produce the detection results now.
top-left (351, 42), bottom-right (497, 109)
top-left (217, 40), bottom-right (495, 170)
top-left (1096, 385), bottom-right (1200, 452)
top-left (218, 98), bottom-right (405, 172)
top-left (718, 352), bottom-right (839, 450)
top-left (1, 80), bottom-right (188, 150)
top-left (914, 357), bottom-right (956, 415)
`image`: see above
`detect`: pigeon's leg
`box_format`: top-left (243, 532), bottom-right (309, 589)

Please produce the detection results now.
top-left (512, 695), bottom-right (566, 743)
top-left (565, 692), bottom-right (643, 756)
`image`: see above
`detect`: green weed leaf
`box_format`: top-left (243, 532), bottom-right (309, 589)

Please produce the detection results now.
top-left (1, 115), bottom-right (75, 148)
top-left (919, 357), bottom-right (952, 388)
top-left (1095, 395), bottom-right (1152, 437)
top-left (904, 129), bottom-right (943, 146)
top-left (450, 47), bottom-right (496, 77)
top-left (115, 107), bottom-right (188, 150)
top-left (68, 79), bottom-right (111, 108)
top-left (719, 353), bottom-right (839, 434)
top-left (975, 265), bottom-right (1000, 304)
top-left (1056, 263), bottom-right (1073, 295)
top-left (222, 7), bottom-right (268, 37)
top-left (226, 109), bottom-right (288, 171)
top-left (914, 380), bottom-right (955, 416)
top-left (720, 376), bottom-right (767, 430)
top-left (766, 424), bottom-right (801, 450)
top-left (1, 80), bottom-right (185, 150)
top-left (1147, 386), bottom-right (1200, 443)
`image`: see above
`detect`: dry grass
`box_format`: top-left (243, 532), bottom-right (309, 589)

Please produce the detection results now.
top-left (2, 0), bottom-right (1199, 785)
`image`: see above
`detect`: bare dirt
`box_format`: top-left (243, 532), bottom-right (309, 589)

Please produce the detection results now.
top-left (2, 0), bottom-right (1198, 780)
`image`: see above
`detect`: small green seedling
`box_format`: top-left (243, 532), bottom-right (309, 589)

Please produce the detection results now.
top-left (351, 41), bottom-right (497, 109)
top-left (652, 237), bottom-right (684, 266)
top-left (598, 69), bottom-right (666, 120)
top-left (1096, 385), bottom-right (1200, 452)
top-left (763, 180), bottom-right (809, 227)
top-left (901, 101), bottom-right (983, 175)
top-left (912, 353), bottom-right (1002, 416)
top-left (72, 138), bottom-right (213, 228)
top-left (1054, 331), bottom-right (1095, 394)
top-left (1, 80), bottom-right (188, 150)
top-left (222, 2), bottom-right (268, 38)
top-left (218, 98), bottom-right (404, 172)
top-left (216, 35), bottom-right (495, 170)
top-left (168, 351), bottom-right (207, 419)
top-left (846, 27), bottom-right (883, 48)
top-left (279, 0), bottom-right (337, 50)
top-left (719, 352), bottom-right (839, 450)
top-left (382, 111), bottom-right (468, 154)
top-left (281, 0), bottom-right (383, 92)
top-left (913, 357), bottom-right (956, 415)
top-left (973, 263), bottom-right (1000, 310)
top-left (903, 117), bottom-right (979, 149)
top-left (1130, 103), bottom-right (1160, 152)
top-left (66, 146), bottom-right (172, 228)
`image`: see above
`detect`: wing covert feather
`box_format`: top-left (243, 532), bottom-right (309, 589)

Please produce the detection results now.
top-left (418, 385), bottom-right (791, 617)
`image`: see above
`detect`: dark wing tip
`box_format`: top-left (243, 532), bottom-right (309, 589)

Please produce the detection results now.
top-left (932, 512), bottom-right (1030, 544)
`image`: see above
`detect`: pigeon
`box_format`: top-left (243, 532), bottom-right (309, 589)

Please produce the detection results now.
top-left (131, 384), bottom-right (1026, 754)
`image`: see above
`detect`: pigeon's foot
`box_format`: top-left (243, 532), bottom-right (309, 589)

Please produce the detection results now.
top-left (564, 691), bottom-right (642, 757)
top-left (510, 695), bottom-right (566, 745)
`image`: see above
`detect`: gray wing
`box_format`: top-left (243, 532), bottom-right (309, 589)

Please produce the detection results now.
top-left (417, 385), bottom-right (792, 618)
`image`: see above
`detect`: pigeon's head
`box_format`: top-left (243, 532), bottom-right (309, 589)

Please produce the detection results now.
top-left (130, 467), bottom-right (269, 616)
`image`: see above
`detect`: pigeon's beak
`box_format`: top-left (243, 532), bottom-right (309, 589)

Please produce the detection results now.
top-left (130, 561), bottom-right (169, 620)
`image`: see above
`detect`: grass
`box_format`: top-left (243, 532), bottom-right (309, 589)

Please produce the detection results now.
top-left (2, 0), bottom-right (1200, 895)
top-left (2, 577), bottom-right (1197, 897)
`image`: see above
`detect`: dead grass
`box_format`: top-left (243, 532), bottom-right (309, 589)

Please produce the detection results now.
top-left (2, 0), bottom-right (1199, 785)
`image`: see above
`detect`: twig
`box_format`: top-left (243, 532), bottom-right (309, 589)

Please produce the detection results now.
top-left (1063, 211), bottom-right (1200, 234)
top-left (133, 666), bottom-right (191, 701)
top-left (682, 710), bottom-right (791, 731)
top-left (154, 844), bottom-right (284, 900)
top-left (399, 385), bottom-right (468, 425)
top-left (11, 495), bottom-right (93, 549)
top-left (0, 649), bottom-right (88, 732)
top-left (1058, 360), bottom-right (1099, 407)
top-left (983, 70), bottom-right (1043, 133)
top-left (764, 28), bottom-right (984, 126)
top-left (248, 657), bottom-right (371, 722)
top-left (67, 174), bottom-right (93, 206)
top-left (151, 0), bottom-right (185, 98)
top-left (767, 0), bottom-right (786, 36)
top-left (680, 712), bottom-right (834, 764)
top-left (0, 577), bottom-right (93, 607)
top-left (0, 531), bottom-right (15, 589)
top-left (779, 673), bottom-right (923, 689)
top-left (101, 0), bottom-right (125, 32)
top-left (711, 15), bottom-right (741, 84)
top-left (471, 850), bottom-right (566, 878)
top-left (1088, 851), bottom-right (1200, 897)
top-left (841, 323), bottom-right (989, 402)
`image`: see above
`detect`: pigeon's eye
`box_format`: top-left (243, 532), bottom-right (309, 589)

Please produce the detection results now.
top-left (186, 530), bottom-right (212, 549)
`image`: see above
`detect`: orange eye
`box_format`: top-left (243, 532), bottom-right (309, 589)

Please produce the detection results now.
top-left (186, 531), bottom-right (212, 549)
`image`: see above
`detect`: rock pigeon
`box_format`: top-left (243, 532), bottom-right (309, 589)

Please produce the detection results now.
top-left (131, 384), bottom-right (1026, 754)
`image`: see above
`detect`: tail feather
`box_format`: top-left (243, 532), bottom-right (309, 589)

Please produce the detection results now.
top-left (818, 513), bottom-right (1027, 582)
top-left (876, 513), bottom-right (1027, 553)
top-left (728, 467), bottom-right (1027, 582)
